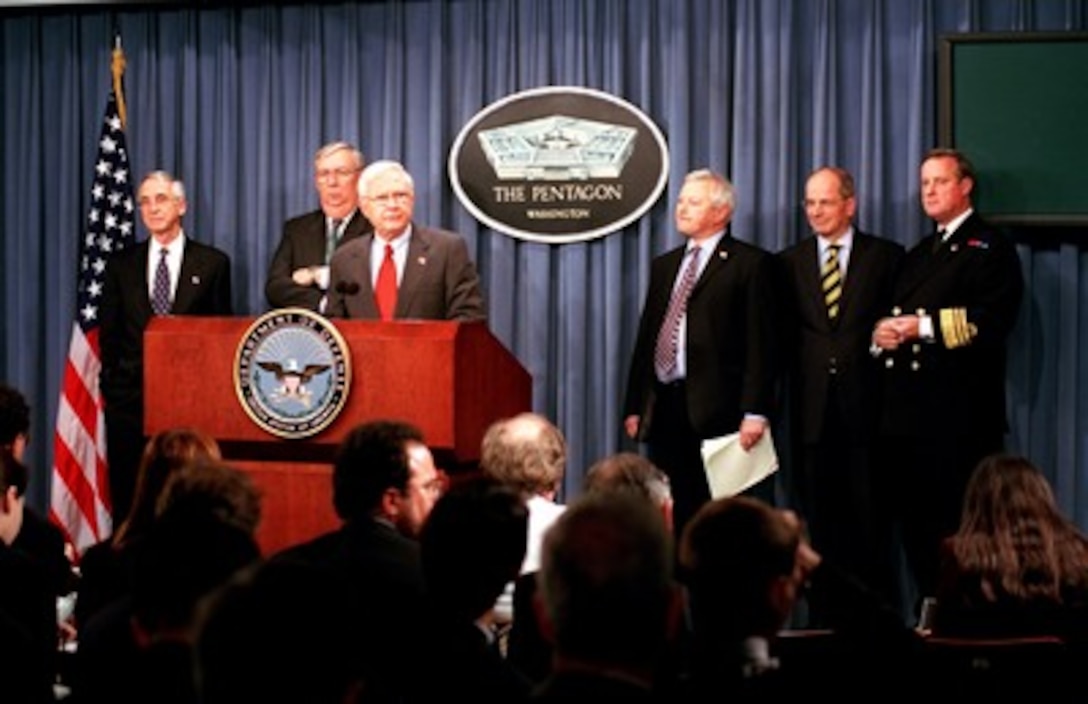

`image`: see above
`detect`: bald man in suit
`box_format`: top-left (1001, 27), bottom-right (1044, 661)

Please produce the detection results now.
top-left (100, 170), bottom-right (232, 523)
top-left (326, 160), bottom-right (486, 322)
top-left (778, 167), bottom-right (904, 618)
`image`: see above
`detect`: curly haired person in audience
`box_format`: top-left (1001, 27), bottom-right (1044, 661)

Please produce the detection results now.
top-left (933, 453), bottom-right (1088, 642)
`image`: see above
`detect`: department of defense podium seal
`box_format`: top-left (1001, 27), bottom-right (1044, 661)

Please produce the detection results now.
top-left (234, 308), bottom-right (351, 439)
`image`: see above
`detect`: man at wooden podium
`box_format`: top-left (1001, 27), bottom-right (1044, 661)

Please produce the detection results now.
top-left (99, 170), bottom-right (233, 524)
top-left (326, 160), bottom-right (487, 322)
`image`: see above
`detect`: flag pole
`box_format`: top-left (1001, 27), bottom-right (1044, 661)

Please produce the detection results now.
top-left (111, 33), bottom-right (127, 131)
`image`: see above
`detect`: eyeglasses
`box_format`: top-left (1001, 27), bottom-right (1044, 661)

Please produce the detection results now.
top-left (366, 191), bottom-right (413, 206)
top-left (801, 198), bottom-right (845, 210)
top-left (315, 167), bottom-right (358, 183)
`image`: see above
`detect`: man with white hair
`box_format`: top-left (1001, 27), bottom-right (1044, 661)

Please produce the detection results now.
top-left (326, 159), bottom-right (486, 321)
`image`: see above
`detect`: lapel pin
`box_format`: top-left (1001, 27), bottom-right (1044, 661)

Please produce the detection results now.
top-left (950, 244), bottom-right (959, 253)
top-left (719, 251), bottom-right (729, 260)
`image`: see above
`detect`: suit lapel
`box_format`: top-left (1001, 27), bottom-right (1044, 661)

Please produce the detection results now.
top-left (838, 234), bottom-right (870, 325)
top-left (690, 237), bottom-right (731, 299)
top-left (397, 226), bottom-right (430, 317)
top-left (172, 241), bottom-right (202, 313)
top-left (134, 241), bottom-right (155, 318)
top-left (345, 234), bottom-right (378, 318)
top-left (797, 237), bottom-right (828, 329)
top-left (897, 214), bottom-right (980, 300)
top-left (341, 208), bottom-right (371, 245)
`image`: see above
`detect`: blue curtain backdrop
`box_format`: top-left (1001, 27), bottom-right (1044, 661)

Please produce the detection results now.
top-left (2, 0), bottom-right (1087, 529)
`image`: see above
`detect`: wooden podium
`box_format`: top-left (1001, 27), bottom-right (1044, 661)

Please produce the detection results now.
top-left (143, 316), bottom-right (532, 555)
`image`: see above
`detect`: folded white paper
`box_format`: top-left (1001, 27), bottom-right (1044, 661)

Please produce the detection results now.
top-left (700, 428), bottom-right (779, 498)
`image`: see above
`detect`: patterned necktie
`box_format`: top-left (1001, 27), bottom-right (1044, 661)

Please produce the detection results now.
top-left (654, 246), bottom-right (702, 380)
top-left (375, 243), bottom-right (397, 321)
top-left (325, 218), bottom-right (344, 264)
top-left (152, 247), bottom-right (171, 315)
top-left (822, 243), bottom-right (843, 322)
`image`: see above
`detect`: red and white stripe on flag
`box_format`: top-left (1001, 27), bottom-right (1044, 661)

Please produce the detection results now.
top-left (49, 85), bottom-right (135, 556)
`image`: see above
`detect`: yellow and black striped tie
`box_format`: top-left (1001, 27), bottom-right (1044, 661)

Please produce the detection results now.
top-left (822, 243), bottom-right (842, 322)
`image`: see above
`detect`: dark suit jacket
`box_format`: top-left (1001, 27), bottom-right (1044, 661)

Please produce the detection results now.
top-left (624, 236), bottom-right (778, 439)
top-left (0, 540), bottom-right (60, 703)
top-left (532, 670), bottom-right (661, 701)
top-left (878, 213), bottom-right (1023, 440)
top-left (778, 232), bottom-right (904, 443)
top-left (264, 208), bottom-right (371, 311)
top-left (413, 608), bottom-right (532, 702)
top-left (325, 223), bottom-right (487, 321)
top-left (271, 518), bottom-right (428, 701)
top-left (99, 237), bottom-right (233, 415)
top-left (12, 508), bottom-right (75, 596)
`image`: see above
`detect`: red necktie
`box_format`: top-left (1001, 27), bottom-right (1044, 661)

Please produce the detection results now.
top-left (375, 243), bottom-right (397, 320)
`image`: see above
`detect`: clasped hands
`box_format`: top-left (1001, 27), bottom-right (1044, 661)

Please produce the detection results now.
top-left (292, 265), bottom-right (331, 290)
top-left (871, 314), bottom-right (921, 351)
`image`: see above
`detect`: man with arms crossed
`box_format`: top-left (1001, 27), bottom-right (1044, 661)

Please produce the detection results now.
top-left (265, 141), bottom-right (371, 312)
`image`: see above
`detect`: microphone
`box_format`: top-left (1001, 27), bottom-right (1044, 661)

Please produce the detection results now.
top-left (335, 280), bottom-right (360, 295)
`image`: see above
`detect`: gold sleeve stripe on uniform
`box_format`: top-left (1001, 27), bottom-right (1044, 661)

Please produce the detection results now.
top-left (940, 307), bottom-right (977, 348)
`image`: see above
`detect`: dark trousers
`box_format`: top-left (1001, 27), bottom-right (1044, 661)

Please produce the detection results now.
top-left (645, 380), bottom-right (774, 541)
top-left (884, 431), bottom-right (1003, 602)
top-left (104, 404), bottom-right (146, 526)
top-left (796, 395), bottom-right (897, 624)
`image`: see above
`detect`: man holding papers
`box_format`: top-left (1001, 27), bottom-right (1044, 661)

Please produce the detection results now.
top-left (623, 169), bottom-right (779, 537)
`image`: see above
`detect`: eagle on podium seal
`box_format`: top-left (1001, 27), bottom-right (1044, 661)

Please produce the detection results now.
top-left (234, 308), bottom-right (351, 439)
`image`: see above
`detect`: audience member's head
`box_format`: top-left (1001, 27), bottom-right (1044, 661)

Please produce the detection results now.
top-left (112, 427), bottom-right (222, 548)
top-left (132, 460), bottom-right (262, 641)
top-left (332, 419), bottom-right (440, 536)
top-left (0, 383), bottom-right (31, 461)
top-left (538, 491), bottom-right (677, 678)
top-left (680, 496), bottom-right (820, 642)
top-left (583, 452), bottom-right (673, 530)
top-left (949, 453), bottom-right (1088, 602)
top-left (0, 448), bottom-right (28, 545)
top-left (196, 559), bottom-right (367, 704)
top-left (421, 475), bottom-right (528, 625)
top-left (155, 460), bottom-right (262, 536)
top-left (480, 412), bottom-right (566, 499)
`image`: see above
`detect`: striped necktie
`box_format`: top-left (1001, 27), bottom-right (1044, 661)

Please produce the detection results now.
top-left (822, 243), bottom-right (842, 322)
top-left (654, 246), bottom-right (702, 380)
top-left (325, 218), bottom-right (344, 264)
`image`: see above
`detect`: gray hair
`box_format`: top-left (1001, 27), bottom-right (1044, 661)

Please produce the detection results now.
top-left (142, 170), bottom-right (186, 200)
top-left (358, 160), bottom-right (415, 200)
top-left (313, 141), bottom-right (365, 172)
top-left (684, 168), bottom-right (735, 210)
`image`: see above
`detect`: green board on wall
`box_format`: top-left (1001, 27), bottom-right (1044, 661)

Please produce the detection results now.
top-left (939, 32), bottom-right (1088, 225)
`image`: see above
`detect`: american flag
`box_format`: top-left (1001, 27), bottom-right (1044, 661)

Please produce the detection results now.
top-left (49, 71), bottom-right (135, 555)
